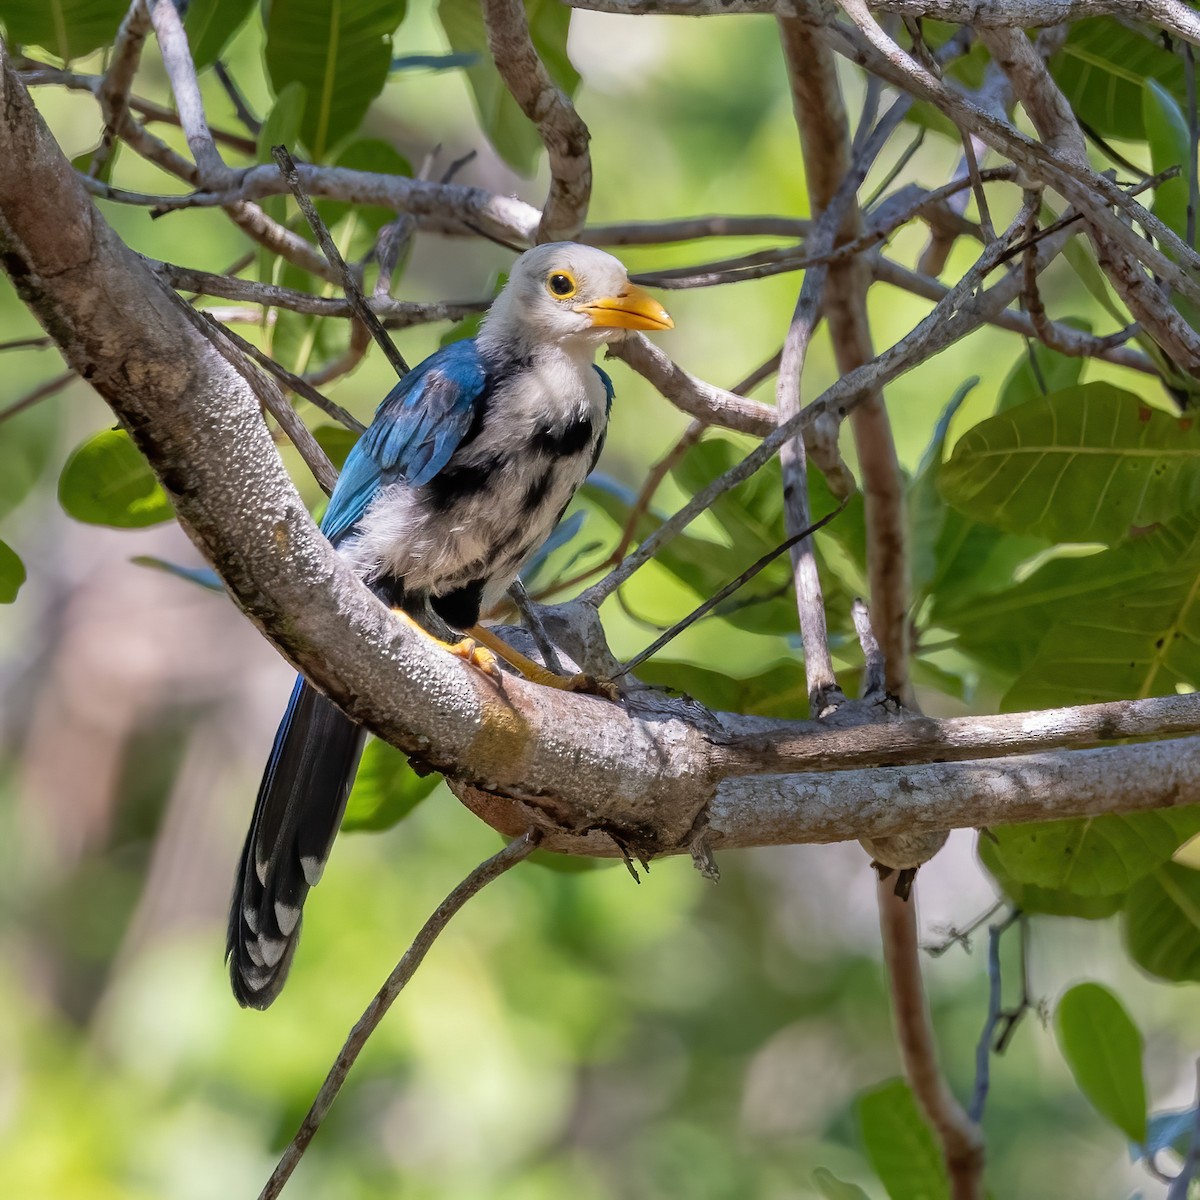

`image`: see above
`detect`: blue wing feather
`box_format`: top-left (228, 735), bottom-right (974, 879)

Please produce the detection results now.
top-left (321, 341), bottom-right (489, 544)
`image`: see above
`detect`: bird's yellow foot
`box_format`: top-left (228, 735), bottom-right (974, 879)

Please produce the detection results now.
top-left (467, 625), bottom-right (620, 701)
top-left (447, 637), bottom-right (504, 682)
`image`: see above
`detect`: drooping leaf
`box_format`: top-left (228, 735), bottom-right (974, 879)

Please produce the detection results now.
top-left (0, 0), bottom-right (127, 62)
top-left (341, 738), bottom-right (440, 832)
top-left (940, 383), bottom-right (1200, 546)
top-left (185, 0), bottom-right (257, 71)
top-left (265, 0), bottom-right (407, 161)
top-left (1054, 982), bottom-right (1147, 1144)
top-left (0, 539), bottom-right (26, 604)
top-left (811, 1167), bottom-right (872, 1200)
top-left (1049, 18), bottom-right (1186, 141)
top-left (435, 0), bottom-right (579, 175)
top-left (940, 516), bottom-right (1200, 688)
top-left (856, 1078), bottom-right (949, 1200)
top-left (57, 429), bottom-right (174, 529)
top-left (1123, 862), bottom-right (1200, 983)
top-left (978, 836), bottom-right (1125, 919)
top-left (983, 809), bottom-right (1200, 899)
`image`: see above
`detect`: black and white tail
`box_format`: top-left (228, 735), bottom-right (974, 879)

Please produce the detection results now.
top-left (227, 677), bottom-right (366, 1008)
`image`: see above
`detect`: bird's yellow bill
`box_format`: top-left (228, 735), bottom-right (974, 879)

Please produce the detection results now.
top-left (576, 284), bottom-right (673, 331)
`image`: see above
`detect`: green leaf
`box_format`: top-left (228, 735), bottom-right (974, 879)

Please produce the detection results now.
top-left (1143, 80), bottom-right (1193, 247)
top-left (856, 1078), bottom-right (949, 1200)
top-left (57, 429), bottom-right (174, 529)
top-left (265, 0), bottom-right (407, 161)
top-left (185, 0), bottom-right (256, 71)
top-left (940, 383), bottom-right (1200, 546)
top-left (941, 516), bottom-right (1200, 689)
top-left (811, 1167), bottom-right (872, 1200)
top-left (0, 377), bottom-right (59, 521)
top-left (983, 809), bottom-right (1200, 898)
top-left (0, 0), bottom-right (128, 62)
top-left (978, 836), bottom-right (1125, 919)
top-left (1123, 862), bottom-right (1200, 983)
top-left (435, 0), bottom-right (579, 175)
top-left (341, 739), bottom-right (440, 832)
top-left (636, 658), bottom-right (809, 720)
top-left (996, 334), bottom-right (1088, 414)
top-left (313, 424), bottom-right (361, 471)
top-left (1050, 18), bottom-right (1185, 141)
top-left (1054, 982), bottom-right (1147, 1144)
top-left (0, 539), bottom-right (26, 604)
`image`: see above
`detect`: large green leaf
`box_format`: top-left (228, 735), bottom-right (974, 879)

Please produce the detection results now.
top-left (996, 335), bottom-right (1088, 415)
top-left (1049, 17), bottom-right (1186, 141)
top-left (856, 1078), bottom-right (949, 1200)
top-left (0, 539), bottom-right (26, 604)
top-left (265, 0), bottom-right (407, 161)
top-left (0, 0), bottom-right (127, 61)
top-left (940, 383), bottom-right (1200, 545)
top-left (1054, 982), bottom-right (1147, 1144)
top-left (1123, 862), bottom-right (1200, 983)
top-left (984, 808), bottom-right (1200, 898)
top-left (185, 0), bottom-right (256, 70)
top-left (978, 836), bottom-right (1125, 919)
top-left (341, 739), bottom-right (440, 832)
top-left (941, 516), bottom-right (1200, 685)
top-left (57, 429), bottom-right (174, 529)
top-left (435, 0), bottom-right (579, 175)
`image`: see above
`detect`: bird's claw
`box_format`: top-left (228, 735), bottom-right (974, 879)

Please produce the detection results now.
top-left (449, 638), bottom-right (504, 682)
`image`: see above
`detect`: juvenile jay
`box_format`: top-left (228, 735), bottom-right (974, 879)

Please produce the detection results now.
top-left (228, 243), bottom-right (673, 1008)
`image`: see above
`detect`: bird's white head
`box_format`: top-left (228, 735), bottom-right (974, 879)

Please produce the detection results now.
top-left (480, 242), bottom-right (673, 354)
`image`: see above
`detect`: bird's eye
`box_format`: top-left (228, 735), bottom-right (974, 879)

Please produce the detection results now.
top-left (547, 271), bottom-right (577, 298)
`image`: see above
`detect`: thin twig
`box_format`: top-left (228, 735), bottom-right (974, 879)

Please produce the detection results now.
top-left (853, 598), bottom-right (886, 699)
top-left (968, 910), bottom-right (1023, 1123)
top-left (0, 369), bottom-right (75, 423)
top-left (272, 145), bottom-right (411, 379)
top-left (878, 877), bottom-right (984, 1199)
top-left (258, 830), bottom-right (541, 1200)
top-left (613, 505), bottom-right (846, 679)
top-left (91, 0), bottom-right (152, 178)
top-left (213, 61), bottom-right (261, 135)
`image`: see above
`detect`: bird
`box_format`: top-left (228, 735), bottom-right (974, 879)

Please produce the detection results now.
top-left (227, 242), bottom-right (673, 1008)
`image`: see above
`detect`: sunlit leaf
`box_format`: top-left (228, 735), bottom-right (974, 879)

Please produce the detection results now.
top-left (856, 1078), bottom-right (949, 1200)
top-left (0, 0), bottom-right (127, 61)
top-left (0, 538), bottom-right (26, 603)
top-left (985, 809), bottom-right (1200, 898)
top-left (940, 384), bottom-right (1200, 545)
top-left (265, 0), bottom-right (407, 161)
top-left (435, 0), bottom-right (578, 174)
top-left (185, 0), bottom-right (256, 70)
top-left (978, 836), bottom-right (1125, 919)
top-left (1050, 18), bottom-right (1185, 141)
top-left (341, 738), bottom-right (440, 832)
top-left (940, 516), bottom-right (1200, 687)
top-left (58, 429), bottom-right (174, 529)
top-left (1123, 862), bottom-right (1200, 983)
top-left (1054, 982), bottom-right (1147, 1144)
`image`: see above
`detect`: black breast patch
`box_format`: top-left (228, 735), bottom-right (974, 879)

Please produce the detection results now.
top-left (425, 455), bottom-right (501, 511)
top-left (533, 414), bottom-right (594, 458)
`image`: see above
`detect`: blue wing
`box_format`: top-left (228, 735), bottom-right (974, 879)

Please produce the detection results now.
top-left (321, 340), bottom-right (490, 544)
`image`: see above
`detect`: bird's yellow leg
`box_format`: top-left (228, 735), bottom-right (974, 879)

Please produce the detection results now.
top-left (391, 608), bottom-right (503, 680)
top-left (466, 625), bottom-right (618, 699)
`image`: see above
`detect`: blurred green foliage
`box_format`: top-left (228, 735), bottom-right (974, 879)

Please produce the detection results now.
top-left (0, 1), bottom-right (1199, 1198)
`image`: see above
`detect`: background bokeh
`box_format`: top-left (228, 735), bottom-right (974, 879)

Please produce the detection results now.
top-left (1, 4), bottom-right (1197, 1197)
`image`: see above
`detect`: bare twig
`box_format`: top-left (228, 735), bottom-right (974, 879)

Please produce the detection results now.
top-left (968, 911), bottom-right (1023, 1124)
top-left (91, 0), bottom-right (152, 178)
top-left (878, 878), bottom-right (985, 1199)
top-left (853, 598), bottom-right (886, 699)
top-left (259, 830), bottom-right (541, 1200)
top-left (0, 369), bottom-right (75, 423)
top-left (584, 215), bottom-right (809, 245)
top-left (482, 0), bottom-right (591, 241)
top-left (272, 146), bottom-right (410, 378)
top-left (213, 61), bottom-right (261, 135)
